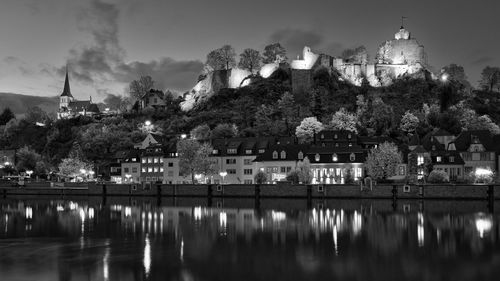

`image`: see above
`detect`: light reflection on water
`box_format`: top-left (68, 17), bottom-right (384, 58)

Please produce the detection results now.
top-left (0, 198), bottom-right (499, 281)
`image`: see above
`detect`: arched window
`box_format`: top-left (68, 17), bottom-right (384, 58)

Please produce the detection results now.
top-left (320, 134), bottom-right (325, 139)
top-left (334, 134), bottom-right (338, 139)
top-left (348, 133), bottom-right (352, 139)
top-left (350, 153), bottom-right (356, 161)
top-left (272, 151), bottom-right (278, 159)
top-left (298, 151), bottom-right (304, 160)
top-left (315, 153), bottom-right (320, 162)
top-left (280, 150), bottom-right (286, 159)
top-left (332, 153), bottom-right (338, 162)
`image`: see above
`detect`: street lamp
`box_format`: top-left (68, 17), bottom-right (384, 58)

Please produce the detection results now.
top-left (26, 170), bottom-right (33, 178)
top-left (219, 171), bottom-right (227, 185)
top-left (125, 174), bottom-right (132, 183)
top-left (80, 169), bottom-right (87, 182)
top-left (145, 120), bottom-right (151, 126)
top-left (440, 73), bottom-right (449, 83)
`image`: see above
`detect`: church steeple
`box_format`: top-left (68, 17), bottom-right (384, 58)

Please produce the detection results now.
top-left (61, 68), bottom-right (73, 98)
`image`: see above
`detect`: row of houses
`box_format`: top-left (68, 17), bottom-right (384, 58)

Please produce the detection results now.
top-left (106, 128), bottom-right (500, 185)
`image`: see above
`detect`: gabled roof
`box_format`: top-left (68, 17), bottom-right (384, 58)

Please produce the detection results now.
top-left (150, 133), bottom-right (168, 144)
top-left (305, 151), bottom-right (366, 164)
top-left (254, 144), bottom-right (308, 162)
top-left (67, 100), bottom-right (99, 112)
top-left (409, 145), bottom-right (428, 154)
top-left (431, 128), bottom-right (453, 137)
top-left (60, 71), bottom-right (73, 98)
top-left (431, 151), bottom-right (465, 165)
top-left (452, 130), bottom-right (495, 151)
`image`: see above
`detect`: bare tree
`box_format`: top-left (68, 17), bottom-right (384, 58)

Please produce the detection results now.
top-left (479, 66), bottom-right (500, 92)
top-left (263, 43), bottom-right (287, 64)
top-left (206, 45), bottom-right (236, 71)
top-left (129, 76), bottom-right (154, 100)
top-left (238, 48), bottom-right (262, 73)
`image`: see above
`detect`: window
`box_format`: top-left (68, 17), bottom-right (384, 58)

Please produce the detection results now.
top-left (124, 168), bottom-right (129, 173)
top-left (153, 167), bottom-right (158, 173)
top-left (320, 134), bottom-right (324, 139)
top-left (148, 157), bottom-right (153, 163)
top-left (298, 151), bottom-right (304, 160)
top-left (148, 167), bottom-right (153, 173)
top-left (132, 158), bottom-right (137, 162)
top-left (272, 151), bottom-right (278, 159)
top-left (244, 159), bottom-right (252, 165)
top-left (213, 149), bottom-right (218, 154)
top-left (245, 149), bottom-right (252, 154)
top-left (146, 177), bottom-right (151, 182)
top-left (168, 162), bottom-right (173, 167)
top-left (160, 167), bottom-right (164, 173)
top-left (227, 148), bottom-right (237, 154)
top-left (244, 179), bottom-right (253, 184)
top-left (417, 155), bottom-right (424, 166)
top-left (244, 169), bottom-right (253, 175)
top-left (432, 145), bottom-right (436, 151)
top-left (348, 133), bottom-right (352, 139)
top-left (350, 153), bottom-right (356, 161)
top-left (355, 168), bottom-right (362, 178)
top-left (348, 143), bottom-right (352, 147)
top-left (272, 167), bottom-right (279, 173)
top-left (280, 167), bottom-right (286, 173)
top-left (132, 167), bottom-right (137, 173)
top-left (227, 169), bottom-right (236, 174)
top-left (335, 143), bottom-right (339, 147)
top-left (226, 159), bottom-right (236, 164)
top-left (280, 150), bottom-right (286, 159)
top-left (436, 156), bottom-right (442, 162)
top-left (332, 153), bottom-right (338, 162)
top-left (153, 157), bottom-right (158, 163)
top-left (152, 177), bottom-right (157, 182)
top-left (142, 168), bottom-right (146, 173)
top-left (259, 149), bottom-right (265, 153)
top-left (334, 134), bottom-right (338, 139)
top-left (472, 153), bottom-right (480, 161)
top-left (159, 158), bottom-right (163, 163)
top-left (142, 158), bottom-right (146, 164)
top-left (315, 153), bottom-right (320, 162)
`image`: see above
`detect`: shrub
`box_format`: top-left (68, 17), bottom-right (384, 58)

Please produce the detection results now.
top-left (254, 171), bottom-right (268, 184)
top-left (427, 170), bottom-right (449, 183)
top-left (286, 170), bottom-right (300, 184)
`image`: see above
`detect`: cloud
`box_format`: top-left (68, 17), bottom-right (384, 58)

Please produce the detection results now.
top-left (268, 28), bottom-right (344, 58)
top-left (58, 0), bottom-right (201, 95)
top-left (471, 56), bottom-right (494, 66)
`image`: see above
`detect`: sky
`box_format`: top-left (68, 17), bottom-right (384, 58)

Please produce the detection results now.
top-left (0, 0), bottom-right (499, 101)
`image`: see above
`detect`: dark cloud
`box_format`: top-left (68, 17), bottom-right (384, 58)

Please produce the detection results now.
top-left (268, 28), bottom-right (344, 58)
top-left (471, 56), bottom-right (494, 66)
top-left (60, 0), bottom-right (201, 95)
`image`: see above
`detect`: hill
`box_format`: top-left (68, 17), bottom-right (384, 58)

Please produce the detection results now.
top-left (0, 92), bottom-right (59, 116)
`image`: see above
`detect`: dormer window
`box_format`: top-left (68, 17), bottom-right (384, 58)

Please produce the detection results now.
top-left (350, 153), bottom-right (355, 161)
top-left (213, 149), bottom-right (218, 154)
top-left (335, 143), bottom-right (339, 147)
top-left (227, 148), bottom-right (237, 154)
top-left (332, 153), bottom-right (338, 162)
top-left (298, 151), bottom-right (304, 160)
top-left (348, 133), bottom-right (352, 139)
top-left (315, 153), bottom-right (320, 162)
top-left (432, 145), bottom-right (436, 151)
top-left (272, 151), bottom-right (278, 159)
top-left (320, 134), bottom-right (324, 139)
top-left (449, 156), bottom-right (454, 163)
top-left (436, 156), bottom-right (442, 162)
top-left (245, 149), bottom-right (252, 154)
top-left (348, 143), bottom-right (352, 147)
top-left (334, 134), bottom-right (338, 139)
top-left (259, 149), bottom-right (265, 154)
top-left (280, 151), bottom-right (286, 159)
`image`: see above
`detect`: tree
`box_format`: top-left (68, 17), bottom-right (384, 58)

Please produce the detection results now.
top-left (104, 94), bottom-right (131, 112)
top-left (286, 170), bottom-right (300, 184)
top-left (365, 142), bottom-right (402, 180)
top-left (427, 170), bottom-right (449, 183)
top-left (327, 107), bottom-right (358, 133)
top-left (441, 64), bottom-right (470, 88)
top-left (58, 157), bottom-right (92, 179)
top-left (400, 111), bottom-right (419, 135)
top-left (238, 48), bottom-right (262, 73)
top-left (463, 114), bottom-right (500, 134)
top-left (296, 157), bottom-right (313, 184)
top-left (479, 66), bottom-right (500, 92)
top-left (254, 105), bottom-right (284, 136)
top-left (295, 117), bottom-right (324, 143)
top-left (277, 92), bottom-right (300, 135)
top-left (190, 124), bottom-right (211, 140)
top-left (206, 45), bottom-right (236, 71)
top-left (129, 76), bottom-right (154, 100)
top-left (369, 97), bottom-right (395, 136)
top-left (262, 43), bottom-right (287, 64)
top-left (15, 146), bottom-right (41, 172)
top-left (25, 106), bottom-right (51, 124)
top-left (177, 139), bottom-right (215, 183)
top-left (0, 107), bottom-right (15, 126)
top-left (341, 46), bottom-right (368, 64)
top-left (211, 123), bottom-right (238, 139)
top-left (254, 171), bottom-right (268, 184)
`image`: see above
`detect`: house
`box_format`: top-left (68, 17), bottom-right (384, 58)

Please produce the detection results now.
top-left (253, 144), bottom-right (308, 183)
top-left (121, 151), bottom-right (141, 184)
top-left (450, 130), bottom-right (497, 176)
top-left (140, 89), bottom-right (167, 110)
top-left (306, 146), bottom-right (366, 184)
top-left (134, 133), bottom-right (168, 149)
top-left (57, 70), bottom-right (100, 119)
top-left (0, 149), bottom-right (16, 167)
top-left (140, 144), bottom-right (165, 183)
top-left (430, 151), bottom-right (465, 181)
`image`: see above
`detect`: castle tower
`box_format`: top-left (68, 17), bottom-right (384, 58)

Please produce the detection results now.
top-left (59, 70), bottom-right (74, 109)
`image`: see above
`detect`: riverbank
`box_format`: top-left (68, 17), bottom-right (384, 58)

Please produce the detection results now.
top-left (0, 183), bottom-right (499, 200)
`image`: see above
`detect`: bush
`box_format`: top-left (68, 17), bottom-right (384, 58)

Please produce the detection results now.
top-left (472, 167), bottom-right (495, 184)
top-left (286, 170), bottom-right (300, 184)
top-left (427, 170), bottom-right (449, 183)
top-left (254, 171), bottom-right (268, 184)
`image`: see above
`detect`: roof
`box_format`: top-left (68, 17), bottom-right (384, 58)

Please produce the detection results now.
top-left (67, 100), bottom-right (99, 112)
top-left (140, 89), bottom-right (164, 100)
top-left (305, 150), bottom-right (366, 164)
top-left (254, 144), bottom-right (309, 162)
top-left (432, 128), bottom-right (453, 137)
top-left (409, 145), bottom-right (428, 154)
top-left (452, 130), bottom-right (496, 151)
top-left (60, 71), bottom-right (73, 98)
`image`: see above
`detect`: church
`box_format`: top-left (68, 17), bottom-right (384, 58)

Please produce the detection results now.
top-left (57, 70), bottom-right (100, 119)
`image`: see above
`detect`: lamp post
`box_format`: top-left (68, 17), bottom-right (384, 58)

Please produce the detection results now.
top-left (26, 170), bottom-right (33, 178)
top-left (219, 171), bottom-right (227, 185)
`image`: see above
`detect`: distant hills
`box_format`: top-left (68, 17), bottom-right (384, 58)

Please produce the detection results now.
top-left (0, 92), bottom-right (59, 117)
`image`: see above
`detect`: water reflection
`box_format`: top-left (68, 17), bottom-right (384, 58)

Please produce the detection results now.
top-left (0, 198), bottom-right (499, 280)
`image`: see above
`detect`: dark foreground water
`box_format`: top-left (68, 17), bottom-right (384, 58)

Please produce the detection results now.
top-left (0, 197), bottom-right (499, 281)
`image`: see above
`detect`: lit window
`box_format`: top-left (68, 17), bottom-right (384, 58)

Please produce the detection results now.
top-left (280, 150), bottom-right (286, 159)
top-left (142, 168), bottom-right (146, 173)
top-left (160, 167), bottom-right (164, 173)
top-left (148, 157), bottom-right (153, 163)
top-left (332, 154), bottom-right (338, 162)
top-left (259, 149), bottom-right (265, 153)
top-left (298, 151), bottom-right (304, 160)
top-left (334, 134), bottom-right (338, 139)
top-left (449, 156), bottom-right (454, 163)
top-left (159, 158), bottom-right (163, 163)
top-left (245, 149), bottom-right (252, 154)
top-left (132, 158), bottom-right (137, 162)
top-left (350, 153), bottom-right (356, 161)
top-left (417, 155), bottom-right (424, 166)
top-left (348, 143), bottom-right (352, 147)
top-left (154, 157), bottom-right (158, 163)
top-left (227, 148), bottom-right (237, 154)
top-left (436, 156), bottom-right (442, 162)
top-left (154, 167), bottom-right (158, 173)
top-left (320, 134), bottom-right (324, 139)
top-left (142, 158), bottom-right (146, 164)
top-left (272, 151), bottom-right (278, 159)
top-left (148, 167), bottom-right (153, 173)
top-left (213, 149), bottom-right (218, 154)
top-left (315, 153), bottom-right (320, 162)
top-left (348, 133), bottom-right (352, 139)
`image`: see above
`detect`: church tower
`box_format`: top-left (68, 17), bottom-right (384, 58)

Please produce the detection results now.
top-left (59, 70), bottom-right (74, 109)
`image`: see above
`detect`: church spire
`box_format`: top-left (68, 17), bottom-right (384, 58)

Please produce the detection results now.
top-left (61, 67), bottom-right (73, 98)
